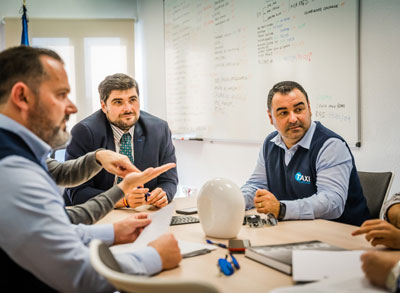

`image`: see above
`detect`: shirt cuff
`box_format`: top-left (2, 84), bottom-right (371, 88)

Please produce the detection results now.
top-left (281, 200), bottom-right (299, 220)
top-left (240, 187), bottom-right (256, 210)
top-left (132, 246), bottom-right (163, 275)
top-left (86, 223), bottom-right (115, 245)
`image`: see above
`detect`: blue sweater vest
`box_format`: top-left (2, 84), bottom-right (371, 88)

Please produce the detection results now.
top-left (263, 122), bottom-right (370, 226)
top-left (0, 129), bottom-right (56, 292)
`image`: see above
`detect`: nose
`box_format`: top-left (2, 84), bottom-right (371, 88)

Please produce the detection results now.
top-left (122, 101), bottom-right (133, 112)
top-left (66, 98), bottom-right (77, 114)
top-left (288, 111), bottom-right (298, 123)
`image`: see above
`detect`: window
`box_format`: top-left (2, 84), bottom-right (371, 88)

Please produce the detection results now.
top-left (4, 18), bottom-right (135, 128)
top-left (84, 37), bottom-right (128, 111)
top-left (32, 37), bottom-right (77, 127)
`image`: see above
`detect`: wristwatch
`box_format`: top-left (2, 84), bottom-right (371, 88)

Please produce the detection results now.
top-left (386, 260), bottom-right (400, 293)
top-left (277, 202), bottom-right (286, 221)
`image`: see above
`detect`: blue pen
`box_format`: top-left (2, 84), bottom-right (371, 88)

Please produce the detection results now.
top-left (137, 186), bottom-right (151, 202)
top-left (206, 239), bottom-right (227, 249)
top-left (229, 253), bottom-right (240, 269)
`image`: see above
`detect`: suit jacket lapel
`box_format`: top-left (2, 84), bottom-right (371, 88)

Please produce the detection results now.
top-left (134, 121), bottom-right (145, 167)
top-left (105, 123), bottom-right (116, 152)
top-left (103, 113), bottom-right (116, 186)
top-left (99, 110), bottom-right (117, 152)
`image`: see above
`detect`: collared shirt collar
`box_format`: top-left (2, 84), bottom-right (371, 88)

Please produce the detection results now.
top-left (110, 123), bottom-right (135, 145)
top-left (0, 114), bottom-right (51, 167)
top-left (271, 121), bottom-right (316, 151)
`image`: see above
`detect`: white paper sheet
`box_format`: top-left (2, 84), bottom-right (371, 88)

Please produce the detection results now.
top-left (292, 250), bottom-right (364, 282)
top-left (178, 240), bottom-right (216, 255)
top-left (270, 274), bottom-right (387, 293)
top-left (111, 203), bottom-right (175, 254)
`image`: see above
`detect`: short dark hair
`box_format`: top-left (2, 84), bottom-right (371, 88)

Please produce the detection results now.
top-left (98, 73), bottom-right (139, 103)
top-left (0, 46), bottom-right (63, 104)
top-left (267, 81), bottom-right (309, 111)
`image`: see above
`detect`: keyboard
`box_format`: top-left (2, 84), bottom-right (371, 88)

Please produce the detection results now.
top-left (170, 215), bottom-right (200, 226)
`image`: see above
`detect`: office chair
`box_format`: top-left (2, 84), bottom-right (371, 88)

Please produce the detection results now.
top-left (358, 171), bottom-right (394, 219)
top-left (89, 239), bottom-right (220, 293)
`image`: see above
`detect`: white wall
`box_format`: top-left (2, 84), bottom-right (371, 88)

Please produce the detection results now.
top-left (134, 0), bottom-right (166, 116)
top-left (353, 0), bottom-right (400, 195)
top-left (136, 0), bottom-right (400, 197)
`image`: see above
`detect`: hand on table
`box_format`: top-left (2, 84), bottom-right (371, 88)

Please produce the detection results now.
top-left (147, 187), bottom-right (168, 208)
top-left (361, 251), bottom-right (398, 288)
top-left (352, 219), bottom-right (400, 249)
top-left (125, 187), bottom-right (149, 208)
top-left (148, 233), bottom-right (182, 270)
top-left (254, 189), bottom-right (280, 217)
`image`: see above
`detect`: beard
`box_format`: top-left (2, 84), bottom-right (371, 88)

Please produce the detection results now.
top-left (27, 99), bottom-right (70, 149)
top-left (109, 112), bottom-right (138, 131)
top-left (50, 127), bottom-right (70, 149)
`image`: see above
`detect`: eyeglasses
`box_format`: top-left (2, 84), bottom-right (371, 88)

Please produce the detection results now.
top-left (217, 253), bottom-right (240, 276)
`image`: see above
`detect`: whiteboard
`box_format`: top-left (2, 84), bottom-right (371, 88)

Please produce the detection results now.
top-left (164, 0), bottom-right (360, 146)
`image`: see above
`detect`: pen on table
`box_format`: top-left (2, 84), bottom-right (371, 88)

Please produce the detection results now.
top-left (206, 239), bottom-right (227, 249)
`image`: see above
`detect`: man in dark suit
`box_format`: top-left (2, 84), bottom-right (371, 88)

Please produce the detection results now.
top-left (64, 73), bottom-right (178, 208)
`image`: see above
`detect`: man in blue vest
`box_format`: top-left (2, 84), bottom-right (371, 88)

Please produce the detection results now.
top-left (241, 81), bottom-right (370, 226)
top-left (0, 46), bottom-right (181, 291)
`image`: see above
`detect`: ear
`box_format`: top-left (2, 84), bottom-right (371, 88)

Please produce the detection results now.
top-left (9, 82), bottom-right (33, 112)
top-left (267, 109), bottom-right (274, 125)
top-left (100, 100), bottom-right (107, 114)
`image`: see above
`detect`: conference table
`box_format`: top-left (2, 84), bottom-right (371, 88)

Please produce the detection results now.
top-left (97, 197), bottom-right (385, 293)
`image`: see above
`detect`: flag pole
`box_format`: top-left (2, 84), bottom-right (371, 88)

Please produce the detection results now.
top-left (21, 0), bottom-right (29, 46)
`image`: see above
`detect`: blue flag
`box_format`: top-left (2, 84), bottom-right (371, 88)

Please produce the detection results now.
top-left (21, 4), bottom-right (29, 46)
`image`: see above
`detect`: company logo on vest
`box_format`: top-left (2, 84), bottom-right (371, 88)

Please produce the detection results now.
top-left (295, 172), bottom-right (311, 184)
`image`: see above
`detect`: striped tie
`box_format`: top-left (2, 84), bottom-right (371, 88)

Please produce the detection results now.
top-left (117, 133), bottom-right (134, 183)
